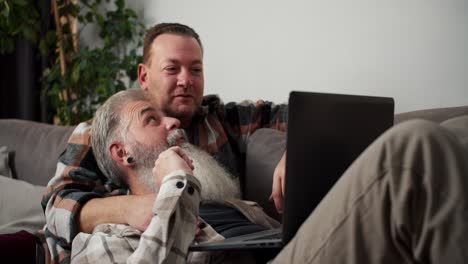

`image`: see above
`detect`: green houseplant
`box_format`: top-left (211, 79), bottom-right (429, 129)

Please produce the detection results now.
top-left (1, 0), bottom-right (145, 125)
top-left (42, 0), bottom-right (145, 125)
top-left (0, 0), bottom-right (40, 54)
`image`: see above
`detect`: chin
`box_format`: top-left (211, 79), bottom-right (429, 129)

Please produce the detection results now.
top-left (170, 105), bottom-right (197, 119)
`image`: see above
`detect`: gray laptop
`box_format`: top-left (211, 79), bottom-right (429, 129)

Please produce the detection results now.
top-left (190, 91), bottom-right (394, 251)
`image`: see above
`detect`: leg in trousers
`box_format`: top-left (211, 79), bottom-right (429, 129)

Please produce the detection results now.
top-left (272, 119), bottom-right (468, 264)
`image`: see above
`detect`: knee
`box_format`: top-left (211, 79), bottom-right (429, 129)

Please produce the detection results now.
top-left (441, 115), bottom-right (468, 150)
top-left (378, 119), bottom-right (454, 155)
top-left (389, 119), bottom-right (444, 140)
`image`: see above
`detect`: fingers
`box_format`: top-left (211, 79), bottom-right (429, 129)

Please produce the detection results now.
top-left (168, 146), bottom-right (194, 170)
top-left (153, 146), bottom-right (195, 188)
top-left (281, 171), bottom-right (285, 198)
top-left (270, 172), bottom-right (284, 214)
top-left (195, 219), bottom-right (202, 236)
top-left (270, 151), bottom-right (287, 214)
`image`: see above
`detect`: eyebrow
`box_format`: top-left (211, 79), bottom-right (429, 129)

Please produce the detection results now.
top-left (139, 106), bottom-right (157, 117)
top-left (165, 59), bottom-right (203, 65)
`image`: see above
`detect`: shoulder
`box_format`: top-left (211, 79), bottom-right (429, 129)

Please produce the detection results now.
top-left (201, 95), bottom-right (276, 108)
top-left (201, 94), bottom-right (223, 109)
top-left (68, 120), bottom-right (93, 145)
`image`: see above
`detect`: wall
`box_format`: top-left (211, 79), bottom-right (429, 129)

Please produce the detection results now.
top-left (131, 0), bottom-right (468, 113)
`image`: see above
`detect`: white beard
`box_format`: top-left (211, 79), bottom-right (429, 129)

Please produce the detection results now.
top-left (181, 143), bottom-right (241, 201)
top-left (130, 129), bottom-right (241, 200)
top-left (130, 142), bottom-right (165, 194)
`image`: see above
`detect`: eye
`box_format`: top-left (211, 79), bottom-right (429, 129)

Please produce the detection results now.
top-left (191, 67), bottom-right (203, 75)
top-left (164, 65), bottom-right (179, 74)
top-left (147, 116), bottom-right (160, 126)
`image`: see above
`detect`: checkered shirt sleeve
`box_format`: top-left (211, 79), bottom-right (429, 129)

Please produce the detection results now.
top-left (71, 171), bottom-right (201, 264)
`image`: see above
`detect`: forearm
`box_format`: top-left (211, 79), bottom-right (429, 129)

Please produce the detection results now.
top-left (79, 192), bottom-right (157, 233)
top-left (78, 195), bottom-right (131, 233)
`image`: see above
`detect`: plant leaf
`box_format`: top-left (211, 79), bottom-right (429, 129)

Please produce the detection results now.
top-left (71, 64), bottom-right (80, 83)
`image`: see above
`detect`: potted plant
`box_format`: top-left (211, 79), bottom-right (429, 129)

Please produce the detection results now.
top-left (42, 0), bottom-right (145, 125)
top-left (0, 0), bottom-right (41, 54)
top-left (1, 0), bottom-right (145, 125)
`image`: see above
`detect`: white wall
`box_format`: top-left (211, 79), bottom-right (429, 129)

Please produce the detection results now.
top-left (132, 0), bottom-right (468, 113)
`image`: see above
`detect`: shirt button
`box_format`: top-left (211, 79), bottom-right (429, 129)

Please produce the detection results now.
top-left (176, 181), bottom-right (184, 189)
top-left (188, 186), bottom-right (194, 195)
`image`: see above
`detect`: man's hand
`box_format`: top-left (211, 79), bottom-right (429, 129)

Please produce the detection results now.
top-left (124, 147), bottom-right (195, 232)
top-left (153, 146), bottom-right (194, 189)
top-left (270, 151), bottom-right (286, 213)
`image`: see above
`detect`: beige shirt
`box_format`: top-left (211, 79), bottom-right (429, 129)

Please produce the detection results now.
top-left (70, 170), bottom-right (279, 264)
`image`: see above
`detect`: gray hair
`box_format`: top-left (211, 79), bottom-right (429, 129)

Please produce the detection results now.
top-left (91, 88), bottom-right (150, 186)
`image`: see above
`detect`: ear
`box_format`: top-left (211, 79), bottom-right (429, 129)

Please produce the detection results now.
top-left (109, 142), bottom-right (134, 167)
top-left (137, 63), bottom-right (149, 91)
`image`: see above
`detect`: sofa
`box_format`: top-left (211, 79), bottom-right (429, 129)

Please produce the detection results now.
top-left (1, 104), bottom-right (468, 262)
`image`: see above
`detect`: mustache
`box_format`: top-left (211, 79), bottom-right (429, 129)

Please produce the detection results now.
top-left (167, 129), bottom-right (189, 147)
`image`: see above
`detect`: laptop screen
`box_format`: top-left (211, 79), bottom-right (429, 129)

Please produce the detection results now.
top-left (282, 91), bottom-right (394, 243)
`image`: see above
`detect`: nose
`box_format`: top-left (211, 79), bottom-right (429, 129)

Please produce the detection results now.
top-left (163, 116), bottom-right (180, 130)
top-left (177, 68), bottom-right (193, 87)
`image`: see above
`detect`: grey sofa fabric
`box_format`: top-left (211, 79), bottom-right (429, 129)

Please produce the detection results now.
top-left (1, 104), bottom-right (466, 187)
top-left (0, 119), bottom-right (74, 186)
top-left (0, 104), bottom-right (467, 226)
top-left (394, 105), bottom-right (468, 124)
top-left (246, 128), bottom-right (286, 221)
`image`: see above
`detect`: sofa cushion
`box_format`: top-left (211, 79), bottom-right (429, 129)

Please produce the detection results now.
top-left (395, 105), bottom-right (468, 124)
top-left (0, 119), bottom-right (75, 186)
top-left (245, 128), bottom-right (286, 221)
top-left (0, 175), bottom-right (46, 234)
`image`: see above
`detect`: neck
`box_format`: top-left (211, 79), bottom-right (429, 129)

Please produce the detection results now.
top-left (178, 115), bottom-right (193, 129)
top-left (126, 170), bottom-right (154, 195)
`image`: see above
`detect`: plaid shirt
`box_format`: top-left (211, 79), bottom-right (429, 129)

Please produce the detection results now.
top-left (39, 95), bottom-right (287, 264)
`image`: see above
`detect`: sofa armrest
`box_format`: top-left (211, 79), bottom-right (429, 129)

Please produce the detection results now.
top-left (395, 105), bottom-right (468, 124)
top-left (245, 128), bottom-right (286, 221)
top-left (0, 119), bottom-right (75, 186)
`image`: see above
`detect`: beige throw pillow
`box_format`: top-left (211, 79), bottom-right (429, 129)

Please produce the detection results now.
top-left (0, 175), bottom-right (46, 234)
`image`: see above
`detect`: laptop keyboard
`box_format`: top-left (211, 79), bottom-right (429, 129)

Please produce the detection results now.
top-left (245, 232), bottom-right (282, 241)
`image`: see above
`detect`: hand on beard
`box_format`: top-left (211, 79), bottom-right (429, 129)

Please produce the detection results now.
top-left (152, 146), bottom-right (195, 188)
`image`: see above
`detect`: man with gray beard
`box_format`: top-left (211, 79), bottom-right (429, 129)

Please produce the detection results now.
top-left (70, 89), bottom-right (278, 264)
